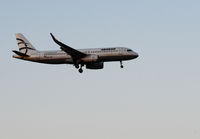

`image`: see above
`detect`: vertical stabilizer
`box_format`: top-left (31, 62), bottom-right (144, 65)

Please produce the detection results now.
top-left (15, 33), bottom-right (37, 55)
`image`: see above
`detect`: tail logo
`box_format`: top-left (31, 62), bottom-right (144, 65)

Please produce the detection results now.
top-left (16, 38), bottom-right (35, 54)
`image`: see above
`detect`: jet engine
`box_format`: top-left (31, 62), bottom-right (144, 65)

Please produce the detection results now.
top-left (86, 62), bottom-right (104, 69)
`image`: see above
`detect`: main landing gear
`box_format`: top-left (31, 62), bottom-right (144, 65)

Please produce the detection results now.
top-left (78, 68), bottom-right (83, 73)
top-left (120, 61), bottom-right (123, 68)
top-left (75, 64), bottom-right (84, 73)
top-left (75, 64), bottom-right (79, 69)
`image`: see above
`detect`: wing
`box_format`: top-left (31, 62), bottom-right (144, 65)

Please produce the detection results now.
top-left (50, 33), bottom-right (87, 60)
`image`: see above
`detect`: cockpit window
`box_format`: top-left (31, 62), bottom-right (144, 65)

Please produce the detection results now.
top-left (127, 49), bottom-right (132, 52)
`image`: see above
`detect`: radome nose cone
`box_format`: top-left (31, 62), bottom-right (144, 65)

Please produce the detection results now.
top-left (135, 53), bottom-right (139, 58)
top-left (133, 52), bottom-right (138, 59)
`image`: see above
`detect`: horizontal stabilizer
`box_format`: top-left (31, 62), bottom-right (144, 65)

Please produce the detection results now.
top-left (12, 50), bottom-right (29, 57)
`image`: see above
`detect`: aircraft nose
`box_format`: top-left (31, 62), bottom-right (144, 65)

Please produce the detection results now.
top-left (133, 52), bottom-right (139, 59)
top-left (135, 53), bottom-right (139, 58)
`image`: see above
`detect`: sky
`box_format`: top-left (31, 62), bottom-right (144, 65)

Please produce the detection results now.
top-left (0, 0), bottom-right (200, 139)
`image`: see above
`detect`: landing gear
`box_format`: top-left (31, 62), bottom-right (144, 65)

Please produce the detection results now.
top-left (74, 63), bottom-right (83, 73)
top-left (78, 64), bottom-right (84, 73)
top-left (78, 68), bottom-right (83, 73)
top-left (120, 61), bottom-right (123, 68)
top-left (75, 64), bottom-right (79, 69)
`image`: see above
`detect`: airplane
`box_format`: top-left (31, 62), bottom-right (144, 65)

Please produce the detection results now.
top-left (12, 33), bottom-right (138, 73)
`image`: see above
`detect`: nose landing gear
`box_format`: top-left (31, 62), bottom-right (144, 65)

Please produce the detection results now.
top-left (120, 61), bottom-right (123, 68)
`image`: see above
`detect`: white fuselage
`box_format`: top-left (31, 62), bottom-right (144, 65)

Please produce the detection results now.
top-left (13, 33), bottom-right (139, 73)
top-left (13, 47), bottom-right (138, 64)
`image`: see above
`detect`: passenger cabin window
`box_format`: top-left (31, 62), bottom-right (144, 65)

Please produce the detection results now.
top-left (127, 49), bottom-right (132, 52)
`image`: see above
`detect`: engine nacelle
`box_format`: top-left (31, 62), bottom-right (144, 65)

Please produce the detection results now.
top-left (81, 54), bottom-right (98, 62)
top-left (86, 62), bottom-right (104, 69)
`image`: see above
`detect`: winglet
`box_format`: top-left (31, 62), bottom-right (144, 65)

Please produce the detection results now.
top-left (50, 33), bottom-right (56, 42)
top-left (50, 33), bottom-right (71, 48)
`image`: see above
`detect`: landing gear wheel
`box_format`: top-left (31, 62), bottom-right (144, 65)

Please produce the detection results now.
top-left (120, 61), bottom-right (123, 68)
top-left (78, 68), bottom-right (83, 73)
top-left (75, 64), bottom-right (79, 69)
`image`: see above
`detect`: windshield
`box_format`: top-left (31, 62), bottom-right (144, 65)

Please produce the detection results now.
top-left (127, 49), bottom-right (132, 52)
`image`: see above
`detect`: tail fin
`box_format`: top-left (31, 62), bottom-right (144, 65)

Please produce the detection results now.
top-left (15, 33), bottom-right (37, 55)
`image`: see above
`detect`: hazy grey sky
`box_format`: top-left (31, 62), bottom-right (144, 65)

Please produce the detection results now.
top-left (1, 0), bottom-right (200, 139)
